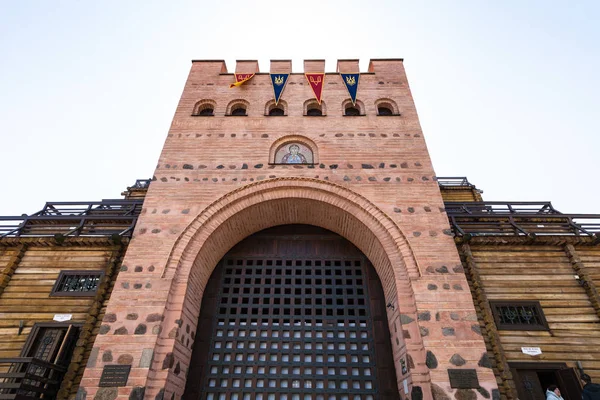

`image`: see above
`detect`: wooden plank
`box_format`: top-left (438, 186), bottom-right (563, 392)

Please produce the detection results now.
top-left (0, 312), bottom-right (88, 320)
top-left (487, 293), bottom-right (590, 301)
top-left (500, 336), bottom-right (600, 345)
top-left (0, 306), bottom-right (92, 313)
top-left (504, 351), bottom-right (599, 361)
top-left (14, 267), bottom-right (103, 274)
top-left (480, 275), bottom-right (577, 281)
top-left (484, 287), bottom-right (583, 294)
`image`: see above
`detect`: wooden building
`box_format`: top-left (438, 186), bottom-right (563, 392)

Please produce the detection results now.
top-left (0, 59), bottom-right (599, 400)
top-left (440, 177), bottom-right (600, 400)
top-left (0, 180), bottom-right (149, 399)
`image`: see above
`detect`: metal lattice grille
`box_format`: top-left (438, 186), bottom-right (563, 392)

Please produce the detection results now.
top-left (51, 270), bottom-right (103, 296)
top-left (200, 257), bottom-right (379, 400)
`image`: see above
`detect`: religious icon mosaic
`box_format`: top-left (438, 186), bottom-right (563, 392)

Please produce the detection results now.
top-left (274, 143), bottom-right (313, 164)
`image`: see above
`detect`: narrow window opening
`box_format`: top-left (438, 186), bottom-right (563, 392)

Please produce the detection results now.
top-left (269, 108), bottom-right (284, 116)
top-left (231, 108), bottom-right (246, 116)
top-left (345, 107), bottom-right (360, 116)
top-left (377, 107), bottom-right (393, 116)
top-left (199, 108), bottom-right (214, 116)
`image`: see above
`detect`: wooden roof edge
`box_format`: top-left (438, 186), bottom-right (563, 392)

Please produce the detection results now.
top-left (0, 237), bottom-right (131, 247)
top-left (454, 235), bottom-right (599, 247)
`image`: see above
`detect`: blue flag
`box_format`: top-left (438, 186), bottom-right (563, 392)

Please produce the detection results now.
top-left (270, 74), bottom-right (290, 105)
top-left (341, 73), bottom-right (360, 105)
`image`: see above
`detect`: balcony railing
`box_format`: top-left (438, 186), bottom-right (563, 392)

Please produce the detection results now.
top-left (0, 358), bottom-right (66, 399)
top-left (437, 177), bottom-right (476, 188)
top-left (128, 179), bottom-right (151, 190)
top-left (445, 201), bottom-right (600, 237)
top-left (0, 199), bottom-right (143, 238)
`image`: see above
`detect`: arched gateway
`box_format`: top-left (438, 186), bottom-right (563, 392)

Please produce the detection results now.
top-left (145, 178), bottom-right (428, 399)
top-left (183, 225), bottom-right (399, 400)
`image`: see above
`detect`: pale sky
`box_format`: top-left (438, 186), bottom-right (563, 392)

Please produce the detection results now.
top-left (1, 1), bottom-right (598, 216)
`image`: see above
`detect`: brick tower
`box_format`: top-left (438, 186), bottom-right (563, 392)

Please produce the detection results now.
top-left (80, 59), bottom-right (498, 400)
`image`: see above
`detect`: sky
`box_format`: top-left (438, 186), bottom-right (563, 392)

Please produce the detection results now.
top-left (0, 1), bottom-right (598, 216)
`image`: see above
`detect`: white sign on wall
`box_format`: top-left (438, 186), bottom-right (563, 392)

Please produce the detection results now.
top-left (403, 379), bottom-right (409, 394)
top-left (521, 347), bottom-right (542, 356)
top-left (53, 314), bottom-right (72, 322)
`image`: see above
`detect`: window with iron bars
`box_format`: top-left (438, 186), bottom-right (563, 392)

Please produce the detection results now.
top-left (489, 301), bottom-right (548, 331)
top-left (51, 270), bottom-right (104, 297)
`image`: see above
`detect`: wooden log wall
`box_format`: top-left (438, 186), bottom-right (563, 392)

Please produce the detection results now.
top-left (459, 240), bottom-right (600, 399)
top-left (0, 239), bottom-right (127, 400)
top-left (439, 186), bottom-right (483, 202)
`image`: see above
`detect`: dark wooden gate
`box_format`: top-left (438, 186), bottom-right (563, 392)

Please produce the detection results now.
top-left (184, 225), bottom-right (400, 400)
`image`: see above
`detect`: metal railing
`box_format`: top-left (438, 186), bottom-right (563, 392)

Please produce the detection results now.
top-left (128, 179), bottom-right (151, 190)
top-left (445, 202), bottom-right (600, 237)
top-left (437, 177), bottom-right (476, 188)
top-left (0, 199), bottom-right (143, 238)
top-left (0, 358), bottom-right (66, 399)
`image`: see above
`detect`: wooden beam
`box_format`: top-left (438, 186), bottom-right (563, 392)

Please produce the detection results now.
top-left (0, 244), bottom-right (27, 298)
top-left (564, 244), bottom-right (600, 319)
top-left (460, 243), bottom-right (518, 399)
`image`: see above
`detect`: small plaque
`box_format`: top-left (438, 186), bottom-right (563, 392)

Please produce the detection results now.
top-left (521, 347), bottom-right (542, 356)
top-left (53, 314), bottom-right (72, 322)
top-left (99, 365), bottom-right (131, 387)
top-left (448, 369), bottom-right (479, 389)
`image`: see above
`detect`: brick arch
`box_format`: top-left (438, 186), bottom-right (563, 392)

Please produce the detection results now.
top-left (226, 98), bottom-right (250, 115)
top-left (303, 99), bottom-right (326, 115)
top-left (375, 98), bottom-right (400, 115)
top-left (164, 178), bottom-right (420, 284)
top-left (264, 99), bottom-right (288, 116)
top-left (342, 98), bottom-right (365, 115)
top-left (192, 99), bottom-right (216, 116)
top-left (152, 178), bottom-right (429, 398)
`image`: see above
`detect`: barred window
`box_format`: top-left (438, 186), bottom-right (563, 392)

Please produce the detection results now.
top-left (490, 301), bottom-right (548, 331)
top-left (51, 270), bottom-right (103, 296)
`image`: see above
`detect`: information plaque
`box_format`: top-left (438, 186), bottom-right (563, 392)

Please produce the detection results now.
top-left (99, 365), bottom-right (131, 387)
top-left (448, 369), bottom-right (479, 389)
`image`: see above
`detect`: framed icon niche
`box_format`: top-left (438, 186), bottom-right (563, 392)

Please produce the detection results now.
top-left (269, 136), bottom-right (318, 165)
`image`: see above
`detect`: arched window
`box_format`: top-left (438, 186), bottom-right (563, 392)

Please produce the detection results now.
top-left (231, 107), bottom-right (246, 116)
top-left (226, 99), bottom-right (250, 116)
top-left (345, 107), bottom-right (360, 116)
top-left (192, 99), bottom-right (217, 116)
top-left (268, 107), bottom-right (284, 116)
top-left (375, 99), bottom-right (399, 116)
top-left (265, 100), bottom-right (288, 116)
top-left (304, 99), bottom-right (326, 116)
top-left (342, 99), bottom-right (365, 116)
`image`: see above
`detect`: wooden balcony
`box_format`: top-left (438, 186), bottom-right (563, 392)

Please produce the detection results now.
top-left (0, 358), bottom-right (66, 400)
top-left (0, 199), bottom-right (143, 238)
top-left (445, 201), bottom-right (600, 238)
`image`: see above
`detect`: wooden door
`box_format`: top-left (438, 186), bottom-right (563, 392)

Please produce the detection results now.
top-left (184, 225), bottom-right (400, 400)
top-left (556, 368), bottom-right (583, 400)
top-left (512, 369), bottom-right (545, 400)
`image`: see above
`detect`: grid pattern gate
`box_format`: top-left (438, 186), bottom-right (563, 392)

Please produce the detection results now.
top-left (188, 256), bottom-right (388, 400)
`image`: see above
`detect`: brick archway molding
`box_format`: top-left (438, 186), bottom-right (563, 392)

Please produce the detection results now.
top-left (150, 178), bottom-right (431, 399)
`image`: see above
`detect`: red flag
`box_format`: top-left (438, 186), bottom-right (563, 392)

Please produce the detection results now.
top-left (230, 73), bottom-right (255, 88)
top-left (305, 73), bottom-right (325, 104)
